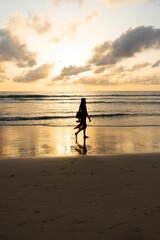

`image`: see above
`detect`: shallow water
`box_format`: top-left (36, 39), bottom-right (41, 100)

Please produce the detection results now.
top-left (0, 126), bottom-right (160, 158)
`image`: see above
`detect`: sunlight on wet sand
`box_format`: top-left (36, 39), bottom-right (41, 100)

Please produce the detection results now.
top-left (0, 126), bottom-right (160, 158)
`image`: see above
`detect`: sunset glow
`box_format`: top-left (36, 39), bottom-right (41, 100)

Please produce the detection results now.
top-left (0, 0), bottom-right (160, 91)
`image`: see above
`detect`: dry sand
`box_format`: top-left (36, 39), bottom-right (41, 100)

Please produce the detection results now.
top-left (1, 153), bottom-right (160, 240)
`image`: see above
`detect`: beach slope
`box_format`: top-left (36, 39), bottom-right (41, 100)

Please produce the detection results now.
top-left (1, 154), bottom-right (160, 239)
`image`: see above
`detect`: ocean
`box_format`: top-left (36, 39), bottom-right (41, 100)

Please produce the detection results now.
top-left (0, 91), bottom-right (160, 128)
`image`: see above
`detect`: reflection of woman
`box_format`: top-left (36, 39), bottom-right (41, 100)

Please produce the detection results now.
top-left (75, 138), bottom-right (87, 154)
top-left (75, 98), bottom-right (91, 139)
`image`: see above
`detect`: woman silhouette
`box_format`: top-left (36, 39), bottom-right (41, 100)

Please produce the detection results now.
top-left (75, 98), bottom-right (91, 139)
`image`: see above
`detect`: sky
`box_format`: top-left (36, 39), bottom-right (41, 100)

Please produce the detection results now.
top-left (0, 0), bottom-right (160, 92)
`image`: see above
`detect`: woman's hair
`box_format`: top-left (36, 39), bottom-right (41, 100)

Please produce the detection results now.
top-left (81, 98), bottom-right (86, 104)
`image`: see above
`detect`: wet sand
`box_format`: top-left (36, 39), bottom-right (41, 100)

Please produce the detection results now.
top-left (1, 154), bottom-right (160, 240)
top-left (0, 126), bottom-right (160, 157)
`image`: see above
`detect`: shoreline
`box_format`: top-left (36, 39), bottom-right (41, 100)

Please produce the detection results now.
top-left (0, 151), bottom-right (160, 160)
top-left (1, 153), bottom-right (160, 239)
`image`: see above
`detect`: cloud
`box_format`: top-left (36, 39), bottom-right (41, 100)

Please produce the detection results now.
top-left (8, 13), bottom-right (53, 35)
top-left (89, 26), bottom-right (160, 66)
top-left (122, 74), bottom-right (160, 85)
top-left (89, 41), bottom-right (112, 65)
top-left (0, 29), bottom-right (37, 67)
top-left (51, 64), bottom-right (90, 81)
top-left (53, 0), bottom-right (83, 5)
top-left (0, 64), bottom-right (7, 82)
top-left (103, 0), bottom-right (146, 5)
top-left (94, 62), bottom-right (150, 76)
top-left (49, 74), bottom-right (113, 86)
top-left (60, 64), bottom-right (90, 77)
top-left (65, 22), bottom-right (77, 38)
top-left (77, 71), bottom-right (160, 86)
top-left (48, 7), bottom-right (100, 44)
top-left (152, 59), bottom-right (160, 67)
top-left (148, 75), bottom-right (160, 84)
top-left (50, 22), bottom-right (77, 43)
top-left (84, 10), bottom-right (99, 23)
top-left (53, 0), bottom-right (147, 6)
top-left (50, 9), bottom-right (99, 43)
top-left (131, 62), bottom-right (150, 71)
top-left (75, 75), bottom-right (115, 86)
top-left (28, 14), bottom-right (52, 35)
top-left (14, 64), bottom-right (53, 82)
top-left (48, 60), bottom-right (160, 87)
top-left (8, 14), bottom-right (26, 32)
top-left (94, 66), bottom-right (107, 74)
top-left (0, 64), bottom-right (5, 73)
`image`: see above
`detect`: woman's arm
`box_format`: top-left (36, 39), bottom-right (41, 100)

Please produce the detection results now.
top-left (86, 108), bottom-right (91, 122)
top-left (88, 114), bottom-right (91, 122)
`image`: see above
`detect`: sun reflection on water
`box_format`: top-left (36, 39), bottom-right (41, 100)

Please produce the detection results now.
top-left (0, 126), bottom-right (160, 158)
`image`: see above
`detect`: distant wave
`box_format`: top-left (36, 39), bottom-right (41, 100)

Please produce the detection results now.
top-left (0, 94), bottom-right (47, 99)
top-left (1, 113), bottom-right (160, 122)
top-left (1, 122), bottom-right (160, 128)
top-left (1, 94), bottom-right (160, 105)
top-left (91, 113), bottom-right (160, 118)
top-left (91, 113), bottom-right (130, 118)
top-left (0, 94), bottom-right (87, 99)
top-left (0, 92), bottom-right (160, 100)
top-left (0, 113), bottom-right (134, 122)
top-left (0, 116), bottom-right (73, 122)
top-left (89, 101), bottom-right (160, 104)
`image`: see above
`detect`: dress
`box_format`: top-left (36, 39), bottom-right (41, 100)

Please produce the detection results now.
top-left (74, 103), bottom-right (88, 129)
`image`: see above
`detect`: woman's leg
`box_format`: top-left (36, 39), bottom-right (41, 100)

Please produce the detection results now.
top-left (83, 128), bottom-right (86, 138)
top-left (75, 127), bottom-right (83, 138)
top-left (83, 122), bottom-right (88, 138)
top-left (75, 120), bottom-right (88, 138)
top-left (83, 128), bottom-right (89, 138)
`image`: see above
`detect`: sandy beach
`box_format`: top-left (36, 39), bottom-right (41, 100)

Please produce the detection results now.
top-left (0, 153), bottom-right (160, 240)
top-left (0, 126), bottom-right (160, 239)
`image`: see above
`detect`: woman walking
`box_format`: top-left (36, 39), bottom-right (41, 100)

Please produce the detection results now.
top-left (75, 98), bottom-right (91, 139)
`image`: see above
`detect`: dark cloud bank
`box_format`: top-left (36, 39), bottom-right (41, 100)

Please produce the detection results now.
top-left (0, 29), bottom-right (36, 67)
top-left (89, 26), bottom-right (160, 66)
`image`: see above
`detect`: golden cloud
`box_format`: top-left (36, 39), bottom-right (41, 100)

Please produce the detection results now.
top-left (14, 64), bottom-right (53, 82)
